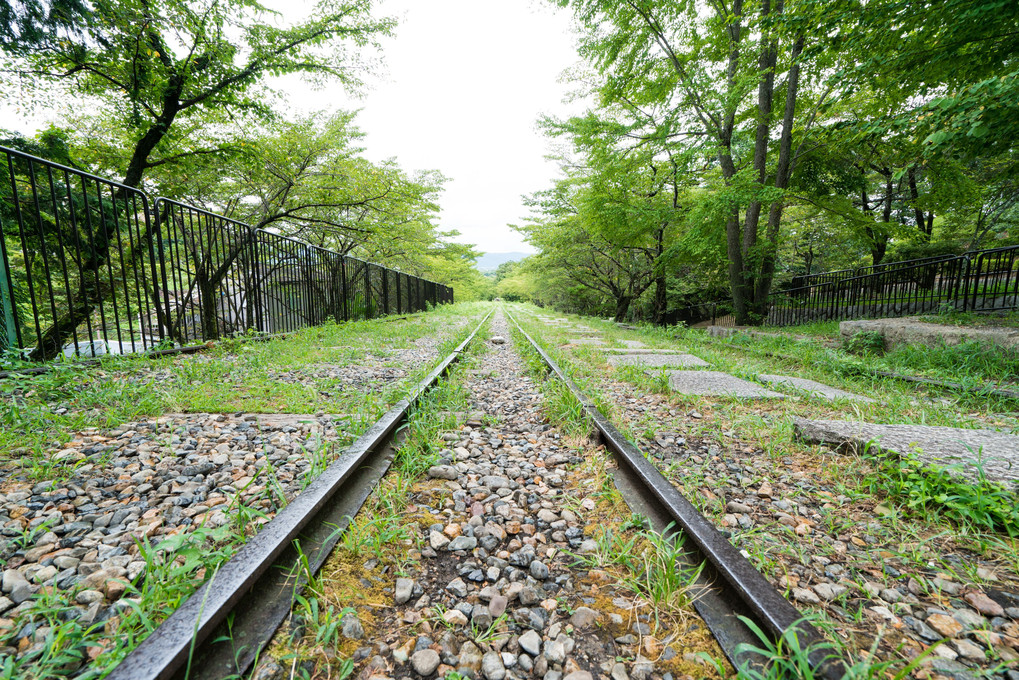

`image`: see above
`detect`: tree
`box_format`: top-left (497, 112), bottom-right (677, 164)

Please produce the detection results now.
top-left (520, 176), bottom-right (661, 321)
top-left (4, 0), bottom-right (393, 188)
top-left (555, 0), bottom-right (846, 324)
top-left (2, 0), bottom-right (393, 359)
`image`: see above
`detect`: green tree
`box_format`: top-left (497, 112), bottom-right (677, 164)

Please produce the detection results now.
top-left (2, 0), bottom-right (393, 359)
top-left (555, 0), bottom-right (846, 324)
top-left (4, 0), bottom-right (393, 188)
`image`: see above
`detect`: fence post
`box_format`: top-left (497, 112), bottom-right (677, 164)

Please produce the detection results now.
top-left (382, 268), bottom-right (390, 315)
top-left (340, 257), bottom-right (349, 321)
top-left (969, 252), bottom-right (983, 312)
top-left (364, 264), bottom-right (373, 319)
top-left (395, 272), bottom-right (402, 314)
top-left (0, 234), bottom-right (20, 352)
top-left (955, 254), bottom-right (970, 313)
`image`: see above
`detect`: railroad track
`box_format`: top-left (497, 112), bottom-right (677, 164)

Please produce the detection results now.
top-left (106, 311), bottom-right (493, 680)
top-left (503, 308), bottom-right (845, 680)
top-left (103, 305), bottom-right (843, 680)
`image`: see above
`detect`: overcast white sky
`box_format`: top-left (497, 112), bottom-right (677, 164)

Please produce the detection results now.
top-left (329, 0), bottom-right (583, 255)
top-left (0, 0), bottom-right (583, 256)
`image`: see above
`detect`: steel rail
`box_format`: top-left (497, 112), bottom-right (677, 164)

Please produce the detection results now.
top-left (504, 308), bottom-right (846, 679)
top-left (107, 310), bottom-right (493, 680)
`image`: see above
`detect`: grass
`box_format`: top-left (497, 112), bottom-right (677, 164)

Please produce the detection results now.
top-left (263, 315), bottom-right (490, 674)
top-left (704, 614), bottom-right (940, 680)
top-left (916, 307), bottom-right (1019, 329)
top-left (1, 507), bottom-right (258, 679)
top-left (859, 441), bottom-right (1019, 536)
top-left (507, 309), bottom-right (711, 642)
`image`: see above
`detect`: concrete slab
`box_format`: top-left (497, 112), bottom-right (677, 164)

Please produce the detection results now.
top-left (596, 348), bottom-right (687, 354)
top-left (610, 354), bottom-right (709, 369)
top-left (794, 418), bottom-right (1019, 485)
top-left (568, 338), bottom-right (607, 346)
top-left (841, 318), bottom-right (1019, 352)
top-left (666, 371), bottom-right (787, 398)
top-left (620, 340), bottom-right (646, 349)
top-left (758, 374), bottom-right (876, 403)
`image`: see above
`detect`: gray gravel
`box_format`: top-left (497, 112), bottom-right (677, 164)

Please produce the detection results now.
top-left (0, 316), bottom-right (479, 671)
top-left (561, 326), bottom-right (1019, 677)
top-left (0, 412), bottom-right (350, 662)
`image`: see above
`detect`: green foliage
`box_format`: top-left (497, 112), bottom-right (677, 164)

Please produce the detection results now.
top-left (861, 442), bottom-right (1019, 537)
top-left (3, 0), bottom-right (395, 187)
top-left (705, 614), bottom-right (938, 679)
top-left (842, 331), bottom-right (885, 356)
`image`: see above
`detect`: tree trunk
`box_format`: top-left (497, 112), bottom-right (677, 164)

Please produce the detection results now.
top-left (908, 167), bottom-right (929, 242)
top-left (742, 0), bottom-right (776, 264)
top-left (651, 226), bottom-right (667, 325)
top-left (614, 295), bottom-right (632, 323)
top-left (751, 33), bottom-right (804, 321)
top-left (719, 1), bottom-right (746, 324)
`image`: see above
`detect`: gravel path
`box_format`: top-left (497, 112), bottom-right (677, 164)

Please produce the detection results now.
top-left (565, 347), bottom-right (1019, 678)
top-left (266, 312), bottom-right (722, 680)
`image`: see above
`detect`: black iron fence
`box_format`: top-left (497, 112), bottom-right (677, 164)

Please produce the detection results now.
top-left (790, 252), bottom-right (961, 289)
top-left (766, 245), bottom-right (1018, 326)
top-left (666, 245), bottom-right (1018, 328)
top-left (0, 146), bottom-right (453, 362)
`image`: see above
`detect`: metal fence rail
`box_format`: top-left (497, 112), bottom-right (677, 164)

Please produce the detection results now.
top-left (766, 245), bottom-right (1018, 326)
top-left (791, 252), bottom-right (961, 289)
top-left (0, 146), bottom-right (453, 362)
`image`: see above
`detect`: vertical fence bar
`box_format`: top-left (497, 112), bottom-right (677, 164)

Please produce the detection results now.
top-left (0, 225), bottom-right (18, 351)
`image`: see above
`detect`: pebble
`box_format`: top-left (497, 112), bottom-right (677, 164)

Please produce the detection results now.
top-left (519, 630), bottom-right (542, 656)
top-left (482, 651), bottom-right (506, 680)
top-left (583, 313), bottom-right (1019, 676)
top-left (927, 613), bottom-right (964, 638)
top-left (395, 578), bottom-right (415, 605)
top-left (411, 650), bottom-right (441, 676)
top-left (965, 592), bottom-right (1005, 617)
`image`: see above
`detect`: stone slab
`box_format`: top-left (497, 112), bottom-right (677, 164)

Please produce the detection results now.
top-left (793, 417), bottom-right (1019, 485)
top-left (666, 371), bottom-right (787, 398)
top-left (620, 340), bottom-right (646, 348)
top-left (758, 374), bottom-right (876, 403)
top-left (597, 348), bottom-right (687, 354)
top-left (840, 318), bottom-right (1019, 352)
top-left (568, 338), bottom-right (607, 346)
top-left (610, 354), bottom-right (709, 369)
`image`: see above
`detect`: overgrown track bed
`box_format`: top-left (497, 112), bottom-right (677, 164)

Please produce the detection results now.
top-left (252, 309), bottom-right (726, 680)
top-left (0, 303), bottom-right (487, 678)
top-left (513, 305), bottom-right (1019, 679)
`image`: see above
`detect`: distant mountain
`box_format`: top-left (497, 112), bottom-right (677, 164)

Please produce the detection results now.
top-left (475, 251), bottom-right (532, 272)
